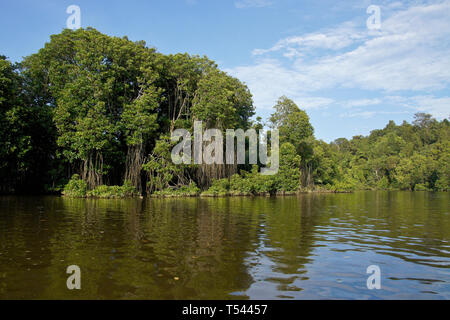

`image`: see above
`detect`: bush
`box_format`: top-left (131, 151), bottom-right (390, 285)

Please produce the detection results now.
top-left (87, 180), bottom-right (138, 198)
top-left (62, 174), bottom-right (87, 197)
top-left (63, 176), bottom-right (138, 198)
top-left (202, 178), bottom-right (230, 196)
top-left (229, 173), bottom-right (253, 194)
top-left (434, 177), bottom-right (448, 191)
top-left (414, 183), bottom-right (430, 191)
top-left (153, 181), bottom-right (200, 197)
top-left (376, 176), bottom-right (390, 190)
top-left (203, 166), bottom-right (279, 196)
top-left (330, 173), bottom-right (358, 192)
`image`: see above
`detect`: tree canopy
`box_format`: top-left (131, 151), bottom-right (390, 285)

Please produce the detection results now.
top-left (0, 28), bottom-right (448, 196)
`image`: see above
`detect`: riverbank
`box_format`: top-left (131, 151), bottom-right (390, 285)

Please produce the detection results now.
top-left (62, 175), bottom-right (139, 199)
top-left (60, 174), bottom-right (441, 200)
top-left (62, 181), bottom-right (351, 199)
top-left (149, 189), bottom-right (351, 198)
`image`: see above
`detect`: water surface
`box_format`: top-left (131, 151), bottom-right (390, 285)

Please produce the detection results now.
top-left (0, 191), bottom-right (449, 299)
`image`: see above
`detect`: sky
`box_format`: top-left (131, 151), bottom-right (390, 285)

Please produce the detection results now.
top-left (1, 0), bottom-right (449, 142)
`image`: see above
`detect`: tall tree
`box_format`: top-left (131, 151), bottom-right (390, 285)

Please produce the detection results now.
top-left (269, 96), bottom-right (314, 187)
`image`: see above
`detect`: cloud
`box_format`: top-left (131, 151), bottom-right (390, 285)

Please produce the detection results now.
top-left (340, 110), bottom-right (410, 119)
top-left (252, 22), bottom-right (365, 57)
top-left (386, 95), bottom-right (450, 119)
top-left (343, 98), bottom-right (382, 108)
top-left (235, 0), bottom-right (273, 9)
top-left (293, 97), bottom-right (335, 110)
top-left (227, 58), bottom-right (309, 109)
top-left (228, 1), bottom-right (450, 119)
top-left (340, 95), bottom-right (450, 119)
top-left (227, 60), bottom-right (335, 110)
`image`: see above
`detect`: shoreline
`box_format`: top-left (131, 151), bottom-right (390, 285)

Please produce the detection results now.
top-left (4, 189), bottom-right (443, 199)
top-left (56, 189), bottom-right (352, 199)
top-left (149, 189), bottom-right (353, 199)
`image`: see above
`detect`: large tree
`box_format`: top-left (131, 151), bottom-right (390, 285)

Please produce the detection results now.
top-left (269, 96), bottom-right (314, 187)
top-left (0, 56), bottom-right (55, 193)
top-left (21, 28), bottom-right (160, 190)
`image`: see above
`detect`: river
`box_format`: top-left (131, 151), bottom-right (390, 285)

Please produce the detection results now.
top-left (0, 191), bottom-right (448, 299)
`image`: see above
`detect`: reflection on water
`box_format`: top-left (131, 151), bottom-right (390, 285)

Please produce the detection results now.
top-left (0, 191), bottom-right (448, 299)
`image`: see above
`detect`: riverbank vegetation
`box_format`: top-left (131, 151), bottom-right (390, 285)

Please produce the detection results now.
top-left (1, 28), bottom-right (448, 197)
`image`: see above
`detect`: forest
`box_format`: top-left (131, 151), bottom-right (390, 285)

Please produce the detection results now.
top-left (1, 28), bottom-right (448, 197)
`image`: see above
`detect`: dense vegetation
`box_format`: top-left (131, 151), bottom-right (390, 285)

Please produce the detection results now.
top-left (0, 28), bottom-right (448, 197)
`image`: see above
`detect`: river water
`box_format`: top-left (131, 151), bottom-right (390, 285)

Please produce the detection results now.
top-left (0, 191), bottom-right (448, 299)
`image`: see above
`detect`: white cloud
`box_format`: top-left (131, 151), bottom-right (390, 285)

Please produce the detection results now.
top-left (343, 98), bottom-right (382, 108)
top-left (339, 95), bottom-right (450, 119)
top-left (408, 96), bottom-right (450, 119)
top-left (227, 58), bottom-right (309, 109)
top-left (386, 95), bottom-right (450, 119)
top-left (252, 22), bottom-right (365, 57)
top-left (340, 111), bottom-right (377, 119)
top-left (235, 0), bottom-right (273, 9)
top-left (293, 97), bottom-right (335, 110)
top-left (340, 110), bottom-right (409, 119)
top-left (228, 1), bottom-right (450, 119)
top-left (227, 60), bottom-right (334, 110)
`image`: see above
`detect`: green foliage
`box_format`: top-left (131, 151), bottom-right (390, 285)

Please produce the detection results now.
top-left (8, 28), bottom-right (256, 193)
top-left (20, 28), bottom-right (164, 189)
top-left (153, 182), bottom-right (200, 197)
top-left (63, 174), bottom-right (88, 197)
top-left (329, 177), bottom-right (357, 192)
top-left (414, 183), bottom-right (431, 191)
top-left (269, 96), bottom-right (315, 188)
top-left (203, 145), bottom-right (302, 196)
top-left (142, 135), bottom-right (187, 193)
top-left (191, 69), bottom-right (254, 129)
top-left (87, 180), bottom-right (138, 198)
top-left (329, 114), bottom-right (449, 192)
top-left (1, 29), bottom-right (448, 197)
top-left (202, 178), bottom-right (230, 196)
top-left (272, 143), bottom-right (301, 192)
top-left (270, 96), bottom-right (314, 155)
top-left (63, 175), bottom-right (137, 198)
top-left (0, 56), bottom-right (55, 193)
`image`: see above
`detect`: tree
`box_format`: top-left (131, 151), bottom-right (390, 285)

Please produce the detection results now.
top-left (21, 28), bottom-right (160, 189)
top-left (190, 69), bottom-right (254, 187)
top-left (270, 96), bottom-right (314, 187)
top-left (191, 69), bottom-right (254, 130)
top-left (0, 56), bottom-right (55, 193)
top-left (121, 67), bottom-right (160, 192)
top-left (155, 53), bottom-right (216, 134)
top-left (273, 142), bottom-right (301, 191)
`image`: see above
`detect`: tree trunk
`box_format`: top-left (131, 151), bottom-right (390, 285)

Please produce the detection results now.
top-left (125, 143), bottom-right (144, 193)
top-left (82, 152), bottom-right (103, 190)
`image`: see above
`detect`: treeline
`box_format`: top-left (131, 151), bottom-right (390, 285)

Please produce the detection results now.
top-left (197, 98), bottom-right (449, 196)
top-left (0, 28), bottom-right (448, 196)
top-left (327, 113), bottom-right (449, 192)
top-left (1, 28), bottom-right (253, 195)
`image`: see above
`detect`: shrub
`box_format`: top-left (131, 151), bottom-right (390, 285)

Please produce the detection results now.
top-left (202, 178), bottom-right (230, 196)
top-left (63, 176), bottom-right (138, 198)
top-left (414, 183), bottom-right (430, 191)
top-left (204, 166), bottom-right (278, 196)
top-left (330, 173), bottom-right (358, 192)
top-left (62, 174), bottom-right (87, 197)
top-left (153, 181), bottom-right (200, 197)
top-left (229, 173), bottom-right (253, 194)
top-left (434, 177), bottom-right (448, 191)
top-left (87, 180), bottom-right (138, 198)
top-left (376, 176), bottom-right (390, 190)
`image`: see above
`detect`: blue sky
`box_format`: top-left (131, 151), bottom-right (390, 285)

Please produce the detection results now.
top-left (1, 0), bottom-right (449, 141)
